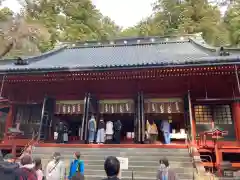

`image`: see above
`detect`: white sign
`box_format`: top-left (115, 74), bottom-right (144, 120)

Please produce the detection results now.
top-left (117, 157), bottom-right (129, 170)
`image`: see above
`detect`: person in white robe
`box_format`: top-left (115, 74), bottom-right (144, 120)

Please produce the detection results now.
top-left (105, 120), bottom-right (113, 143)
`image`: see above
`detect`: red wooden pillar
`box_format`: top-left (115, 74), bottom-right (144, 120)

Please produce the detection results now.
top-left (190, 106), bottom-right (197, 144)
top-left (4, 105), bottom-right (14, 138)
top-left (232, 101), bottom-right (240, 141)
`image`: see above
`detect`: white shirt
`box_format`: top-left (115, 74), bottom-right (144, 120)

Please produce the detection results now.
top-left (106, 121), bottom-right (113, 135)
top-left (46, 160), bottom-right (65, 180)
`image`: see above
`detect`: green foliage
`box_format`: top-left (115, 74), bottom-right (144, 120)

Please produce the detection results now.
top-left (25, 0), bottom-right (121, 43)
top-left (120, 0), bottom-right (238, 46)
top-left (0, 0), bottom-right (240, 58)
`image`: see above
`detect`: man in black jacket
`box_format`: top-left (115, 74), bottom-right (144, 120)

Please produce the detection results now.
top-left (0, 153), bottom-right (19, 180)
top-left (113, 120), bottom-right (122, 144)
top-left (102, 156), bottom-right (120, 180)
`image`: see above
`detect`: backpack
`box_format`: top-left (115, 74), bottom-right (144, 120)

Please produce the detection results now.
top-left (19, 168), bottom-right (37, 180)
top-left (76, 160), bottom-right (83, 173)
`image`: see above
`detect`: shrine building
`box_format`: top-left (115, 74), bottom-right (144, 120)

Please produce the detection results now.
top-left (0, 35), bottom-right (240, 169)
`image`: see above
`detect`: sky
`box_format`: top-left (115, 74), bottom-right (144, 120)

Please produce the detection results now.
top-left (1, 0), bottom-right (155, 28)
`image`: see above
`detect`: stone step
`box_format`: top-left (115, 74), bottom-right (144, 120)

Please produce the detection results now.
top-left (33, 149), bottom-right (189, 156)
top-left (81, 164), bottom-right (194, 173)
top-left (83, 174), bottom-right (193, 180)
top-left (34, 147), bottom-right (188, 152)
top-left (40, 159), bottom-right (193, 172)
top-left (33, 154), bottom-right (191, 162)
top-left (39, 158), bottom-right (192, 167)
top-left (84, 169), bottom-right (193, 179)
top-left (33, 147), bottom-right (193, 180)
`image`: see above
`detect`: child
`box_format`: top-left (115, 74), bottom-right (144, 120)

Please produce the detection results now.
top-left (34, 157), bottom-right (43, 180)
top-left (68, 152), bottom-right (84, 180)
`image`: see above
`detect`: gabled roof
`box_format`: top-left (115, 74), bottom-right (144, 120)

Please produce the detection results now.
top-left (0, 35), bottom-right (240, 74)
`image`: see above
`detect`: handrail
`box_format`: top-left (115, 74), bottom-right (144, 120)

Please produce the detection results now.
top-left (18, 131), bottom-right (39, 158)
top-left (186, 131), bottom-right (198, 180)
top-left (200, 155), bottom-right (214, 174)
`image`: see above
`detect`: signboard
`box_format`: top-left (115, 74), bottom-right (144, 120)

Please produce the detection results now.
top-left (55, 100), bottom-right (84, 114)
top-left (99, 99), bottom-right (134, 114)
top-left (117, 157), bottom-right (129, 170)
top-left (144, 98), bottom-right (184, 114)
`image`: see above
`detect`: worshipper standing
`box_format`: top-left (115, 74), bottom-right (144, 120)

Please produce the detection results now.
top-left (145, 120), bottom-right (151, 143)
top-left (57, 121), bottom-right (64, 143)
top-left (149, 121), bottom-right (158, 143)
top-left (161, 120), bottom-right (171, 144)
top-left (88, 115), bottom-right (96, 144)
top-left (156, 157), bottom-right (178, 180)
top-left (34, 157), bottom-right (43, 180)
top-left (68, 152), bottom-right (84, 180)
top-left (113, 120), bottom-right (122, 144)
top-left (105, 120), bottom-right (114, 144)
top-left (102, 156), bottom-right (120, 180)
top-left (96, 118), bottom-right (105, 144)
top-left (15, 154), bottom-right (37, 180)
top-left (45, 152), bottom-right (65, 180)
top-left (0, 153), bottom-right (20, 180)
top-left (63, 124), bottom-right (69, 143)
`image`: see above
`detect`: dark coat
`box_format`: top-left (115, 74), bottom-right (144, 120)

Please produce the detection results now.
top-left (156, 168), bottom-right (179, 180)
top-left (15, 165), bottom-right (38, 180)
top-left (113, 120), bottom-right (122, 132)
top-left (0, 161), bottom-right (19, 180)
top-left (98, 120), bottom-right (105, 130)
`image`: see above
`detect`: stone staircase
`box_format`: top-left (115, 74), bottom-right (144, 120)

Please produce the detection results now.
top-left (32, 147), bottom-right (195, 180)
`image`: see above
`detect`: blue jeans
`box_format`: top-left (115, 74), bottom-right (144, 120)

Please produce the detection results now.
top-left (163, 132), bottom-right (170, 144)
top-left (88, 130), bottom-right (95, 143)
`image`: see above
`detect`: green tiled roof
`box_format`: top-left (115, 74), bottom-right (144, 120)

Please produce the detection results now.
top-left (0, 36), bottom-right (240, 73)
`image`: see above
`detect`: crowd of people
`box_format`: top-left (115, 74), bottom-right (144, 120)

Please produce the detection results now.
top-left (0, 149), bottom-right (178, 180)
top-left (55, 115), bottom-right (123, 144)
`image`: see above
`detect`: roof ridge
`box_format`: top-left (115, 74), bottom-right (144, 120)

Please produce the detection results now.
top-left (189, 37), bottom-right (217, 53)
top-left (67, 40), bottom-right (190, 49)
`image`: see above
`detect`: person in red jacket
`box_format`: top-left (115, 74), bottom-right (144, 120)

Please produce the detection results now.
top-left (15, 154), bottom-right (37, 180)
